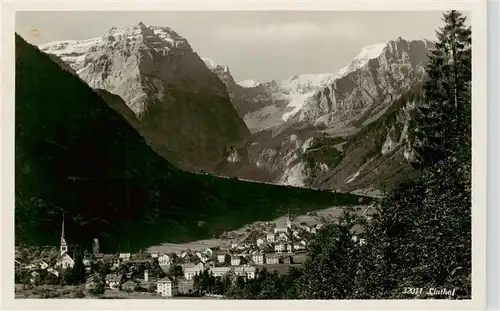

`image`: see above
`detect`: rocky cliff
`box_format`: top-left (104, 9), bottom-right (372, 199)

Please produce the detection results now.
top-left (39, 23), bottom-right (251, 173)
top-left (244, 38), bottom-right (433, 191)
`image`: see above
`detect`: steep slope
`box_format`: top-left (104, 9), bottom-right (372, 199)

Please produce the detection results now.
top-left (203, 57), bottom-right (336, 133)
top-left (15, 34), bottom-right (370, 252)
top-left (248, 38), bottom-right (432, 190)
top-left (39, 23), bottom-right (251, 173)
top-left (306, 90), bottom-right (424, 193)
top-left (290, 38), bottom-right (433, 129)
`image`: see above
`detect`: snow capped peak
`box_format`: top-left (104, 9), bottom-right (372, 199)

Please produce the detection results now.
top-left (38, 37), bottom-right (104, 71)
top-left (337, 43), bottom-right (386, 77)
top-left (279, 73), bottom-right (336, 92)
top-left (202, 57), bottom-right (218, 70)
top-left (238, 79), bottom-right (260, 88)
top-left (201, 58), bottom-right (229, 72)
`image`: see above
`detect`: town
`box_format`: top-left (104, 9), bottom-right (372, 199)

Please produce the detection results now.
top-left (15, 208), bottom-right (369, 299)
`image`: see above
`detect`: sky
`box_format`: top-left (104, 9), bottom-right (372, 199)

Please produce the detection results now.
top-left (16, 11), bottom-right (471, 82)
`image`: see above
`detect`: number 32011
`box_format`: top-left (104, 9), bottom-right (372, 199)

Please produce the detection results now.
top-left (402, 287), bottom-right (424, 295)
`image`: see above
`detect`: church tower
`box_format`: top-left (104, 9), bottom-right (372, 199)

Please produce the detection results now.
top-left (286, 209), bottom-right (292, 230)
top-left (60, 214), bottom-right (68, 256)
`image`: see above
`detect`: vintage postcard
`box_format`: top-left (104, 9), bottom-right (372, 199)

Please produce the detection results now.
top-left (1, 0), bottom-right (488, 310)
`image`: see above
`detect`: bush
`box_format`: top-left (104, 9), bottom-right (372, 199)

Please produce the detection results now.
top-left (73, 288), bottom-right (85, 298)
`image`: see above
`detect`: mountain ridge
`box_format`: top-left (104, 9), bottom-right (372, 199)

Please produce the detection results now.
top-left (39, 23), bottom-right (251, 174)
top-left (40, 27), bottom-right (434, 193)
top-left (16, 33), bottom-right (370, 251)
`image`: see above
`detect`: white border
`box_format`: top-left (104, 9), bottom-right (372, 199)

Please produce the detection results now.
top-left (1, 1), bottom-right (489, 310)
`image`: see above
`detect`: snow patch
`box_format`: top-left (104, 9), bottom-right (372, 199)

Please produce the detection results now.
top-left (337, 44), bottom-right (386, 77)
top-left (282, 92), bottom-right (316, 121)
top-left (238, 79), bottom-right (260, 88)
top-left (201, 57), bottom-right (229, 72)
top-left (345, 171), bottom-right (360, 184)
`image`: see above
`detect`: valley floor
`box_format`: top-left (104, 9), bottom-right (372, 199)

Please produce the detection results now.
top-left (146, 204), bottom-right (371, 254)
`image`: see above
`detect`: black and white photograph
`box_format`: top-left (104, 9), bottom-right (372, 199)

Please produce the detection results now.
top-left (1, 1), bottom-right (490, 309)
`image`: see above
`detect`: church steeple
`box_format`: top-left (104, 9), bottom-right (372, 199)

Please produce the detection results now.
top-left (60, 214), bottom-right (68, 256)
top-left (286, 209), bottom-right (292, 229)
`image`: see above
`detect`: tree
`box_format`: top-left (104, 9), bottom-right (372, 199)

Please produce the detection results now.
top-left (240, 256), bottom-right (248, 265)
top-left (295, 211), bottom-right (363, 299)
top-left (168, 265), bottom-right (184, 279)
top-left (223, 254), bottom-right (231, 266)
top-left (69, 246), bottom-right (86, 285)
top-left (411, 10), bottom-right (471, 168)
top-left (44, 272), bottom-right (60, 285)
top-left (97, 261), bottom-right (110, 277)
top-left (87, 275), bottom-right (105, 298)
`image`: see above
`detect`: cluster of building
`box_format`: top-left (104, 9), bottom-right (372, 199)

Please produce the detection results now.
top-left (16, 213), bottom-right (367, 298)
top-left (222, 213), bottom-right (317, 255)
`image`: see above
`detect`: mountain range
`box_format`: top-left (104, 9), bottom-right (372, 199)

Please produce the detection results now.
top-left (38, 23), bottom-right (434, 193)
top-left (16, 33), bottom-right (369, 251)
top-left (39, 23), bottom-right (251, 175)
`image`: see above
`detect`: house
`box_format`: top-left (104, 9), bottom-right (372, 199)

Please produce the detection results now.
top-left (119, 253), bottom-right (131, 261)
top-left (274, 244), bottom-right (285, 253)
top-left (121, 280), bottom-right (138, 292)
top-left (233, 266), bottom-right (256, 280)
top-left (30, 271), bottom-right (39, 284)
top-left (266, 233), bottom-right (275, 243)
top-left (83, 258), bottom-right (92, 272)
top-left (359, 238), bottom-right (366, 246)
top-left (274, 227), bottom-right (288, 234)
top-left (286, 244), bottom-right (293, 253)
top-left (111, 256), bottom-right (121, 269)
top-left (266, 254), bottom-right (281, 265)
top-left (311, 227), bottom-right (317, 234)
top-left (157, 277), bottom-right (178, 297)
top-left (15, 259), bottom-right (21, 272)
top-left (27, 260), bottom-right (49, 270)
top-left (252, 253), bottom-right (265, 265)
top-left (283, 256), bottom-right (293, 264)
top-left (158, 254), bottom-right (171, 266)
top-left (55, 252), bottom-right (75, 269)
top-left (256, 238), bottom-right (265, 247)
top-left (183, 263), bottom-right (204, 280)
top-left (293, 230), bottom-right (300, 238)
top-left (94, 252), bottom-right (105, 259)
top-left (105, 274), bottom-right (124, 290)
top-left (195, 252), bottom-right (210, 263)
top-left (150, 253), bottom-right (159, 259)
top-left (177, 279), bottom-right (194, 294)
top-left (47, 267), bottom-right (59, 277)
top-left (230, 256), bottom-right (241, 266)
top-left (202, 248), bottom-right (213, 257)
top-left (38, 260), bottom-right (49, 270)
top-left (278, 232), bottom-right (289, 242)
top-left (216, 254), bottom-right (226, 263)
top-left (209, 266), bottom-right (231, 277)
top-left (293, 244), bottom-right (305, 251)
